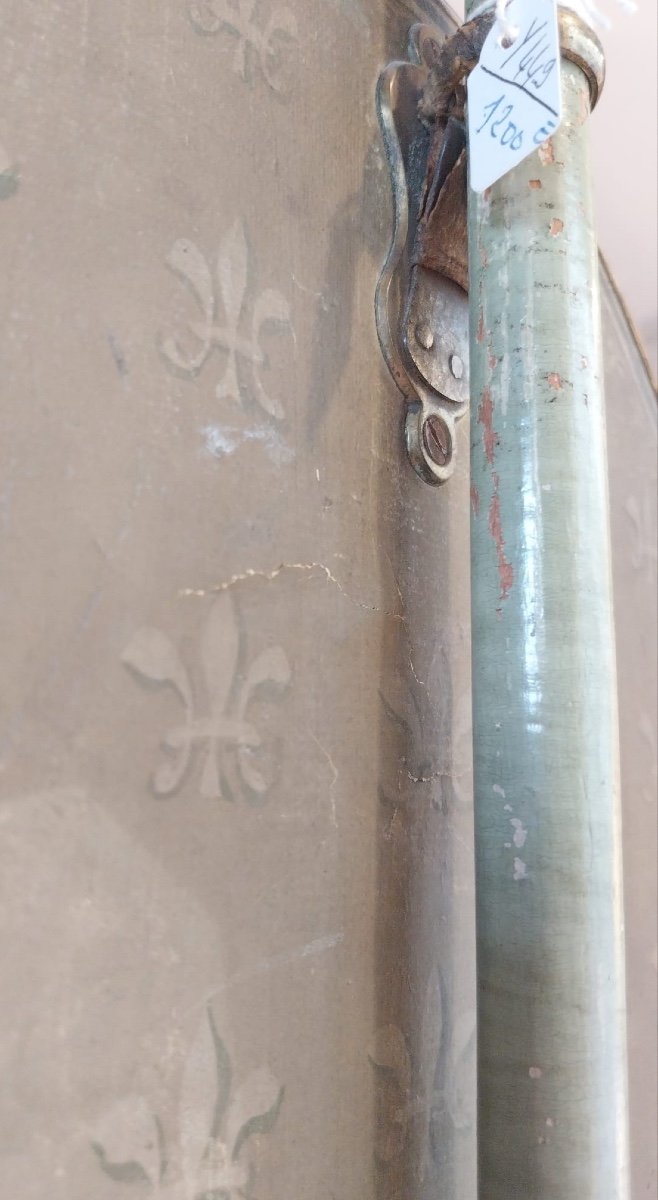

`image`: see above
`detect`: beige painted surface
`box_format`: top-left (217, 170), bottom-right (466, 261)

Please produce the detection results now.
top-left (0, 2), bottom-right (655, 1198)
top-left (591, 4), bottom-right (658, 373)
top-left (0, 2), bottom-right (477, 1197)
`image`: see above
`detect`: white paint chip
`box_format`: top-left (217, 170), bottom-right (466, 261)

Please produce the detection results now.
top-left (493, 784), bottom-right (506, 798)
top-left (511, 817), bottom-right (528, 848)
top-left (514, 857), bottom-right (529, 881)
top-left (202, 423), bottom-right (294, 466)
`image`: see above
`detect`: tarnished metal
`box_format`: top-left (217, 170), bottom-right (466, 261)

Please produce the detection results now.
top-left (421, 7), bottom-right (605, 120)
top-left (376, 6), bottom-right (605, 489)
top-left (376, 23), bottom-right (470, 485)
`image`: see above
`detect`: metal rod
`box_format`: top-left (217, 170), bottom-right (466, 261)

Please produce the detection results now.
top-left (464, 6), bottom-right (630, 1195)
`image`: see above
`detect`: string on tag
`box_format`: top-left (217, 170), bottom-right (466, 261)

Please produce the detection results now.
top-left (467, 0), bottom-right (520, 46)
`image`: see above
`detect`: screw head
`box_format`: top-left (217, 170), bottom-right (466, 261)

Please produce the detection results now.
top-left (422, 414), bottom-right (451, 468)
top-left (415, 322), bottom-right (435, 351)
top-left (449, 353), bottom-right (464, 380)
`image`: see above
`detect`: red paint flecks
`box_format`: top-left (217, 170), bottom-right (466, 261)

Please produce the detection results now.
top-left (477, 310), bottom-right (486, 344)
top-left (529, 179), bottom-right (542, 190)
top-left (547, 372), bottom-right (563, 390)
top-left (477, 380), bottom-right (512, 601)
top-left (489, 351), bottom-right (498, 370)
top-left (549, 218), bottom-right (564, 237)
top-left (478, 386), bottom-right (496, 465)
top-left (488, 489), bottom-right (514, 601)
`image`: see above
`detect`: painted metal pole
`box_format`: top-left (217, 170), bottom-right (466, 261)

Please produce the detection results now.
top-left (465, 6), bottom-right (630, 1197)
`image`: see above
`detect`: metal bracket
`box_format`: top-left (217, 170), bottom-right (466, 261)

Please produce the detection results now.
top-left (375, 10), bottom-right (605, 487)
top-left (376, 21), bottom-right (470, 487)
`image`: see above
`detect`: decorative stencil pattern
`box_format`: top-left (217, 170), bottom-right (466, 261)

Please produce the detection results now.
top-left (161, 220), bottom-right (292, 420)
top-left (0, 142), bottom-right (19, 199)
top-left (122, 592), bottom-right (291, 801)
top-left (369, 968), bottom-right (475, 1180)
top-left (378, 665), bottom-right (471, 812)
top-left (92, 1007), bottom-right (284, 1197)
top-left (188, 0), bottom-right (298, 93)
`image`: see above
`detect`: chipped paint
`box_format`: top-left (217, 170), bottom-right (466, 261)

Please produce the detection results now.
top-left (470, 484), bottom-right (480, 516)
top-left (467, 40), bottom-right (629, 1185)
top-left (511, 818), bottom-right (527, 849)
top-left (488, 487), bottom-right (514, 602)
top-left (202, 423), bottom-right (294, 465)
top-left (478, 386), bottom-right (496, 465)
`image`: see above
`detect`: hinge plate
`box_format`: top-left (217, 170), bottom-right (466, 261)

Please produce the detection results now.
top-left (376, 21), bottom-right (470, 486)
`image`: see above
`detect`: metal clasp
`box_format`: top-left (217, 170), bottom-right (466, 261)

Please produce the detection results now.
top-left (376, 21), bottom-right (471, 486)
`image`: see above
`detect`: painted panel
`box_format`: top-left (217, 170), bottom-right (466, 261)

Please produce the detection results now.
top-left (0, 2), bottom-right (654, 1196)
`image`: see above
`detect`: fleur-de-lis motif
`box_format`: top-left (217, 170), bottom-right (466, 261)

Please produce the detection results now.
top-left (92, 1007), bottom-right (284, 1199)
top-left (161, 221), bottom-right (292, 420)
top-left (188, 0), bottom-right (298, 94)
top-left (378, 660), bottom-right (471, 812)
top-left (0, 142), bottom-right (19, 200)
top-left (122, 592), bottom-right (291, 801)
top-left (368, 968), bottom-right (475, 1181)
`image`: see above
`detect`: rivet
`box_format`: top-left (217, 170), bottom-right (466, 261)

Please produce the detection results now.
top-left (450, 353), bottom-right (464, 380)
top-left (422, 414), bottom-right (451, 468)
top-left (415, 322), bottom-right (434, 351)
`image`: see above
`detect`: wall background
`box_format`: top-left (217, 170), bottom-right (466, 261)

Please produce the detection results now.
top-left (591, 2), bottom-right (658, 374)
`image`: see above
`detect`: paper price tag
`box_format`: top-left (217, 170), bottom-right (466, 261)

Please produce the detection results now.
top-left (467, 0), bottom-right (562, 193)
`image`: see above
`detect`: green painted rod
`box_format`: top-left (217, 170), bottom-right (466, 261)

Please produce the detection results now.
top-left (464, 6), bottom-right (629, 1196)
